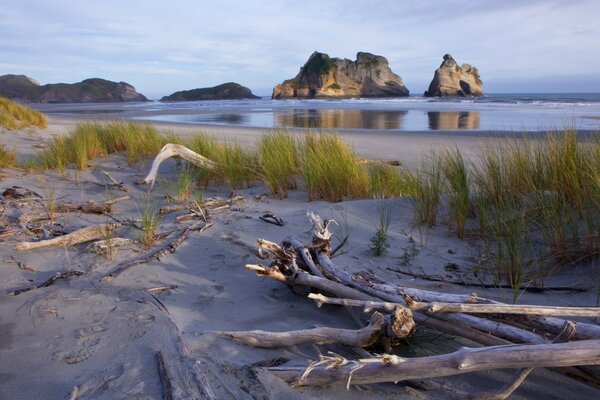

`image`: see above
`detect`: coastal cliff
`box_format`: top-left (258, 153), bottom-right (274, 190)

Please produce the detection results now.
top-left (272, 52), bottom-right (409, 99)
top-left (424, 54), bottom-right (483, 97)
top-left (160, 82), bottom-right (259, 101)
top-left (0, 74), bottom-right (148, 103)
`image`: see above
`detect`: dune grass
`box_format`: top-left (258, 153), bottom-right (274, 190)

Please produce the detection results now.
top-left (0, 97), bottom-right (47, 130)
top-left (301, 132), bottom-right (370, 202)
top-left (406, 128), bottom-right (600, 293)
top-left (34, 120), bottom-right (165, 170)
top-left (0, 144), bottom-right (17, 167)
top-left (257, 129), bottom-right (299, 198)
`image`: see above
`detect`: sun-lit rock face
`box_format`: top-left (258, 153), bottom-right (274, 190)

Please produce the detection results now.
top-left (424, 54), bottom-right (483, 97)
top-left (272, 51), bottom-right (409, 99)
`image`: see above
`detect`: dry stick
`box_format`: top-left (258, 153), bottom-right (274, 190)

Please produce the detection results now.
top-left (308, 294), bottom-right (600, 318)
top-left (156, 351), bottom-right (174, 400)
top-left (214, 312), bottom-right (385, 349)
top-left (9, 270), bottom-right (85, 296)
top-left (387, 267), bottom-right (587, 292)
top-left (100, 222), bottom-right (212, 282)
top-left (55, 195), bottom-right (130, 214)
top-left (15, 223), bottom-right (120, 251)
top-left (268, 339), bottom-right (600, 387)
top-left (101, 170), bottom-right (128, 192)
top-left (464, 321), bottom-right (576, 400)
top-left (141, 143), bottom-right (217, 188)
top-left (259, 212), bottom-right (286, 226)
top-left (357, 270), bottom-right (600, 341)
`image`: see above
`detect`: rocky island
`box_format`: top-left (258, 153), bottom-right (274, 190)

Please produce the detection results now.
top-left (0, 74), bottom-right (148, 103)
top-left (272, 51), bottom-right (409, 99)
top-left (160, 82), bottom-right (259, 101)
top-left (424, 54), bottom-right (483, 97)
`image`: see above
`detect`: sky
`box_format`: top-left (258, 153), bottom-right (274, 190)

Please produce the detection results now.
top-left (1, 0), bottom-right (599, 98)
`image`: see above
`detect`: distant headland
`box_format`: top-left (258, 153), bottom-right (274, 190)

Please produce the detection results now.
top-left (0, 74), bottom-right (148, 103)
top-left (160, 82), bottom-right (259, 102)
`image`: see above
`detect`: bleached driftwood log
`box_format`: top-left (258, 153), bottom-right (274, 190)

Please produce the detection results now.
top-left (15, 223), bottom-right (120, 251)
top-left (268, 339), bottom-right (600, 387)
top-left (214, 312), bottom-right (385, 348)
top-left (142, 144), bottom-right (217, 188)
top-left (308, 294), bottom-right (600, 318)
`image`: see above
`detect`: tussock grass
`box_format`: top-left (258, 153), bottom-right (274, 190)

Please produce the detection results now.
top-left (35, 120), bottom-right (165, 170)
top-left (368, 162), bottom-right (416, 199)
top-left (408, 127), bottom-right (600, 292)
top-left (257, 129), bottom-right (298, 198)
top-left (0, 144), bottom-right (17, 167)
top-left (301, 132), bottom-right (370, 202)
top-left (442, 147), bottom-right (471, 238)
top-left (139, 195), bottom-right (162, 249)
top-left (0, 97), bottom-right (47, 130)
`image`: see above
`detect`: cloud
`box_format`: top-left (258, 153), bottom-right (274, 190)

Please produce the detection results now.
top-left (1, 0), bottom-right (599, 95)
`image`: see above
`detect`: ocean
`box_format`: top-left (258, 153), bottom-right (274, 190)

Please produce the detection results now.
top-left (42, 93), bottom-right (600, 132)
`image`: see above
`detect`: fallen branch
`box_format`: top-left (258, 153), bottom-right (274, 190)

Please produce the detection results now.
top-left (308, 293), bottom-right (600, 318)
top-left (268, 339), bottom-right (600, 387)
top-left (214, 312), bottom-right (385, 348)
top-left (156, 351), bottom-right (174, 400)
top-left (100, 222), bottom-right (212, 282)
top-left (142, 144), bottom-right (217, 188)
top-left (387, 267), bottom-right (587, 292)
top-left (9, 270), bottom-right (85, 296)
top-left (259, 213), bottom-right (285, 226)
top-left (15, 223), bottom-right (120, 251)
top-left (101, 170), bottom-right (128, 192)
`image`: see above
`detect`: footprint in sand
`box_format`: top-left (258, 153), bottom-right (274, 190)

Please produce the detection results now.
top-left (55, 321), bottom-right (107, 364)
top-left (127, 313), bottom-right (156, 339)
top-left (196, 283), bottom-right (224, 309)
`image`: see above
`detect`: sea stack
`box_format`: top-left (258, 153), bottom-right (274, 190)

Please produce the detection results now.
top-left (424, 54), bottom-right (483, 97)
top-left (0, 74), bottom-right (148, 103)
top-left (272, 51), bottom-right (409, 99)
top-left (160, 82), bottom-right (260, 101)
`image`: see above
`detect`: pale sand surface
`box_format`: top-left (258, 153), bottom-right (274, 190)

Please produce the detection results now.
top-left (1, 114), bottom-right (600, 399)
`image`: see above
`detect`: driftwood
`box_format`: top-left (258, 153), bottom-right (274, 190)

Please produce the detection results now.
top-left (156, 351), bottom-right (174, 400)
top-left (387, 267), bottom-right (587, 292)
top-left (87, 238), bottom-right (136, 254)
top-left (308, 293), bottom-right (600, 318)
top-left (18, 196), bottom-right (129, 224)
top-left (142, 143), bottom-right (217, 188)
top-left (242, 211), bottom-right (600, 394)
top-left (214, 312), bottom-right (385, 348)
top-left (269, 339), bottom-right (600, 387)
top-left (9, 270), bottom-right (85, 296)
top-left (101, 170), bottom-right (128, 192)
top-left (100, 222), bottom-right (212, 282)
top-left (15, 223), bottom-right (120, 251)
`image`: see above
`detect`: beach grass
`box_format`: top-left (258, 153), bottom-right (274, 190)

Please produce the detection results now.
top-left (441, 147), bottom-right (471, 238)
top-left (368, 162), bottom-right (416, 199)
top-left (0, 97), bottom-right (47, 130)
top-left (301, 131), bottom-right (370, 202)
top-left (33, 120), bottom-right (165, 170)
top-left (0, 144), bottom-right (17, 168)
top-left (257, 129), bottom-right (299, 198)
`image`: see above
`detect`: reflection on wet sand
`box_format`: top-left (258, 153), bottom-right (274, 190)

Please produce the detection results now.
top-left (428, 111), bottom-right (480, 130)
top-left (275, 109), bottom-right (407, 130)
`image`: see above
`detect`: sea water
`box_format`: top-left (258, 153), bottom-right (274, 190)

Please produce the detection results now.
top-left (44, 94), bottom-right (600, 132)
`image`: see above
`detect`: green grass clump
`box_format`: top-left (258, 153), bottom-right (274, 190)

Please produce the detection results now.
top-left (368, 162), bottom-right (416, 199)
top-left (0, 97), bottom-right (47, 130)
top-left (35, 120), bottom-right (165, 170)
top-left (441, 147), bottom-right (471, 238)
top-left (412, 153), bottom-right (443, 227)
top-left (139, 195), bottom-right (162, 249)
top-left (301, 132), bottom-right (370, 202)
top-left (0, 144), bottom-right (17, 167)
top-left (257, 129), bottom-right (299, 198)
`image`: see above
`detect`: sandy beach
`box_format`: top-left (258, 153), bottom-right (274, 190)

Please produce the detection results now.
top-left (1, 112), bottom-right (600, 399)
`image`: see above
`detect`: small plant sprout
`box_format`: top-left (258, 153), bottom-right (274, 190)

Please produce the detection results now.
top-left (370, 203), bottom-right (394, 256)
top-left (139, 194), bottom-right (162, 249)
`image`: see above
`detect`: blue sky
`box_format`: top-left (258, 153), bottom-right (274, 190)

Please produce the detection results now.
top-left (1, 0), bottom-right (599, 98)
